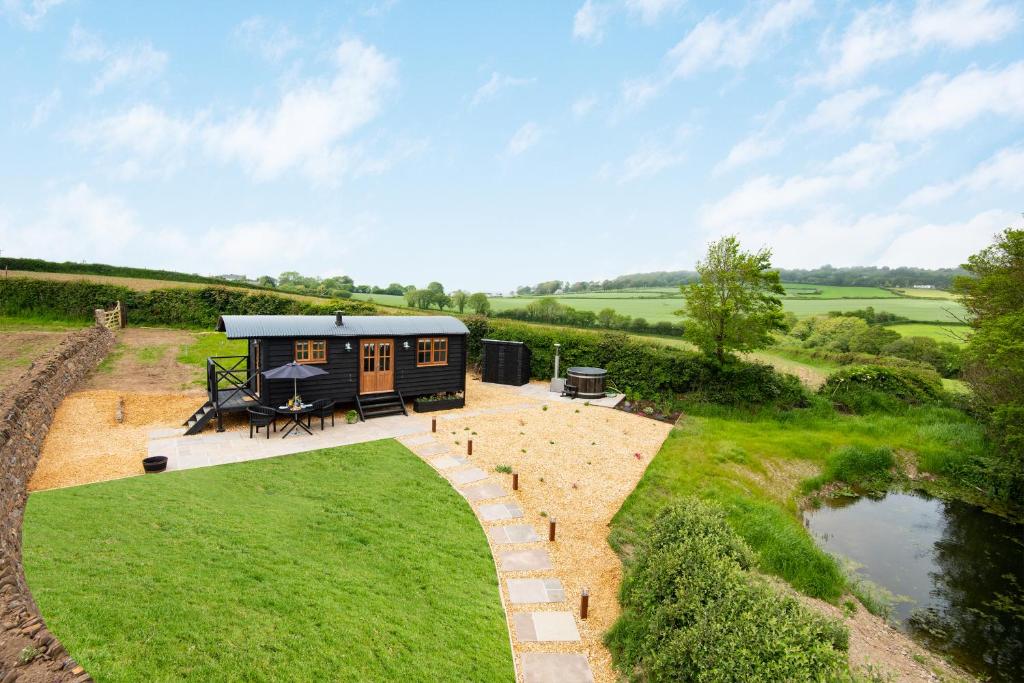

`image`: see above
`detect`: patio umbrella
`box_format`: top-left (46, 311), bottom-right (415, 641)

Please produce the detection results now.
top-left (262, 361), bottom-right (328, 403)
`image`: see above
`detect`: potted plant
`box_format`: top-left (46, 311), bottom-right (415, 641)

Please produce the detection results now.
top-left (413, 391), bottom-right (465, 413)
top-left (346, 409), bottom-right (359, 424)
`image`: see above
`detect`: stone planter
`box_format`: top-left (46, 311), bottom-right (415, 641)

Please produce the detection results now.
top-left (413, 397), bottom-right (465, 413)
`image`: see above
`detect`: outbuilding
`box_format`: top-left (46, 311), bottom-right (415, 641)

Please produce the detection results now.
top-left (184, 312), bottom-right (468, 434)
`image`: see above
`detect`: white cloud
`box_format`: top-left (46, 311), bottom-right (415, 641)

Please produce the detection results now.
top-left (29, 88), bottom-right (61, 128)
top-left (878, 61), bottom-right (1024, 140)
top-left (802, 85), bottom-right (884, 131)
top-left (203, 38), bottom-right (397, 183)
top-left (876, 209), bottom-right (1019, 267)
top-left (903, 145), bottom-right (1024, 206)
top-left (1, 0), bottom-right (64, 29)
top-left (713, 134), bottom-right (783, 175)
top-left (618, 124), bottom-right (692, 182)
top-left (233, 16), bottom-right (301, 63)
top-left (67, 25), bottom-right (168, 94)
top-left (505, 122), bottom-right (543, 156)
top-left (70, 104), bottom-right (198, 179)
top-left (811, 0), bottom-right (1019, 87)
top-left (625, 0), bottom-right (683, 24)
top-left (668, 0), bottom-right (813, 78)
top-left (471, 72), bottom-right (536, 106)
top-left (571, 95), bottom-right (597, 118)
top-left (573, 0), bottom-right (611, 43)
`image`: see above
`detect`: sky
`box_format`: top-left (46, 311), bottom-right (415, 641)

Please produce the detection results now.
top-left (1, 0), bottom-right (1022, 292)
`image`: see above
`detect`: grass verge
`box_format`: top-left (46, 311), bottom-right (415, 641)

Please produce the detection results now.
top-left (23, 440), bottom-right (513, 682)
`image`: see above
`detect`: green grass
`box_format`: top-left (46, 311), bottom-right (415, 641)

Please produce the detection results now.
top-left (134, 344), bottom-right (167, 364)
top-left (887, 323), bottom-right (970, 344)
top-left (781, 297), bottom-right (965, 322)
top-left (0, 315), bottom-right (87, 331)
top-left (23, 440), bottom-right (513, 682)
top-left (782, 284), bottom-right (897, 299)
top-left (177, 332), bottom-right (248, 384)
top-left (608, 402), bottom-right (986, 602)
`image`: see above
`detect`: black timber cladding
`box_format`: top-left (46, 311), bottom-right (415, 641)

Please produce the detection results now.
top-left (216, 316), bottom-right (468, 406)
top-left (480, 339), bottom-right (531, 386)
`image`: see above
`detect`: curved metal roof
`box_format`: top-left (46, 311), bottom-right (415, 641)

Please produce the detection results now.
top-left (216, 315), bottom-right (469, 339)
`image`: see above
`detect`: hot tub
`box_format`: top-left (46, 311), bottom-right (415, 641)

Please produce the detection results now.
top-left (566, 367), bottom-right (607, 399)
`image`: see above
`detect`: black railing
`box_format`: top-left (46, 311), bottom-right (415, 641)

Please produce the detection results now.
top-left (207, 355), bottom-right (258, 407)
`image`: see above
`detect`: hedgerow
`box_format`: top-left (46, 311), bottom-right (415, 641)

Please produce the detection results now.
top-left (0, 278), bottom-right (378, 329)
top-left (463, 317), bottom-right (808, 406)
top-left (0, 256), bottom-right (270, 290)
top-left (606, 499), bottom-right (849, 682)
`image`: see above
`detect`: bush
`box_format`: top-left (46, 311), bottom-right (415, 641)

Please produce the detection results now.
top-left (804, 445), bottom-right (896, 492)
top-left (0, 278), bottom-right (378, 328)
top-left (606, 499), bottom-right (849, 682)
top-left (467, 318), bottom-right (809, 407)
top-left (820, 365), bottom-right (945, 413)
top-left (882, 335), bottom-right (963, 377)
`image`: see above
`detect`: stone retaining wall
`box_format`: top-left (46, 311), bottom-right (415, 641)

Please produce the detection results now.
top-left (0, 325), bottom-right (115, 682)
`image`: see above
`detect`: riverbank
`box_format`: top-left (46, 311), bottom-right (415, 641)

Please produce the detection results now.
top-left (609, 402), bottom-right (999, 681)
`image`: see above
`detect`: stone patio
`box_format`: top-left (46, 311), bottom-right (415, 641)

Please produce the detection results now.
top-left (500, 548), bottom-right (552, 572)
top-left (487, 524), bottom-right (541, 544)
top-left (521, 653), bottom-right (595, 683)
top-left (506, 578), bottom-right (565, 604)
top-left (513, 612), bottom-right (581, 642)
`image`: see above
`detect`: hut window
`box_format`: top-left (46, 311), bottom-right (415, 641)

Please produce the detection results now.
top-left (295, 339), bottom-right (327, 364)
top-left (417, 337), bottom-right (448, 367)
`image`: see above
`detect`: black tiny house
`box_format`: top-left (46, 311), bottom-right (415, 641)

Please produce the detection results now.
top-left (184, 313), bottom-right (468, 434)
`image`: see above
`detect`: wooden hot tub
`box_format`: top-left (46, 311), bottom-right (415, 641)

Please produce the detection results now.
top-left (566, 367), bottom-right (607, 399)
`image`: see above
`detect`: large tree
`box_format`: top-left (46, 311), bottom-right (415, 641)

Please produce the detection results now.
top-left (467, 292), bottom-right (491, 315)
top-left (451, 290), bottom-right (469, 313)
top-left (679, 236), bottom-right (785, 363)
top-left (953, 228), bottom-right (1024, 499)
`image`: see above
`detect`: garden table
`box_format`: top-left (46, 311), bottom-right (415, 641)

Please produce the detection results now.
top-left (275, 404), bottom-right (314, 438)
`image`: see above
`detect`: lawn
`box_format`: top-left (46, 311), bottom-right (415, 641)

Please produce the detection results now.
top-left (608, 403), bottom-right (986, 602)
top-left (23, 440), bottom-right (514, 682)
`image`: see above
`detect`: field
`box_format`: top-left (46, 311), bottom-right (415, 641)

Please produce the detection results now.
top-left (886, 323), bottom-right (971, 344)
top-left (23, 440), bottom-right (513, 682)
top-left (891, 288), bottom-right (957, 299)
top-left (356, 284), bottom-right (966, 323)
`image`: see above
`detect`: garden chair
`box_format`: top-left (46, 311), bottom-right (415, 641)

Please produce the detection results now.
top-left (561, 383), bottom-right (578, 399)
top-left (247, 405), bottom-right (277, 439)
top-left (310, 399), bottom-right (336, 431)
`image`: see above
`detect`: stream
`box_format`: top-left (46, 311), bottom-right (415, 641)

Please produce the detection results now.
top-left (803, 491), bottom-right (1023, 682)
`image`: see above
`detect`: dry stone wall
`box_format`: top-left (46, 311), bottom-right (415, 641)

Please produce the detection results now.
top-left (0, 325), bottom-right (114, 682)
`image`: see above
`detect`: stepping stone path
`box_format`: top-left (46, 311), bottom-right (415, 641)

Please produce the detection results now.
top-left (403, 428), bottom-right (594, 682)
top-left (449, 467), bottom-right (488, 485)
top-left (430, 455), bottom-right (467, 470)
top-left (487, 524), bottom-right (540, 544)
top-left (521, 653), bottom-right (595, 683)
top-left (513, 612), bottom-right (581, 642)
top-left (506, 578), bottom-right (565, 604)
top-left (499, 548), bottom-right (552, 571)
top-left (479, 501), bottom-right (524, 521)
top-left (460, 482), bottom-right (508, 501)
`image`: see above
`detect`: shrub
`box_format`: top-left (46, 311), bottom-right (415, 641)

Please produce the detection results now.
top-left (882, 335), bottom-right (963, 377)
top-left (0, 278), bottom-right (378, 328)
top-left (804, 445), bottom-right (896, 492)
top-left (820, 365), bottom-right (944, 413)
top-left (466, 318), bottom-right (809, 407)
top-left (606, 499), bottom-right (849, 682)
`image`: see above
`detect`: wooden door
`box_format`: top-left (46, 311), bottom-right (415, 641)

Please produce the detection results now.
top-left (252, 340), bottom-right (262, 397)
top-left (359, 338), bottom-right (394, 394)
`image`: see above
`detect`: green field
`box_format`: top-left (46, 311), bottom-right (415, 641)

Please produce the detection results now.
top-left (886, 323), bottom-right (971, 344)
top-left (782, 284), bottom-right (897, 298)
top-left (24, 441), bottom-right (512, 682)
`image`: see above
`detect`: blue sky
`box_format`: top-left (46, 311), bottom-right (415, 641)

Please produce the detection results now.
top-left (1, 0), bottom-right (1022, 291)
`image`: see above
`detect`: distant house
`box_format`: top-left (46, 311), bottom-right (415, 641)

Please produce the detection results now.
top-left (184, 313), bottom-right (468, 434)
top-left (215, 274), bottom-right (250, 282)
top-left (912, 284), bottom-right (935, 289)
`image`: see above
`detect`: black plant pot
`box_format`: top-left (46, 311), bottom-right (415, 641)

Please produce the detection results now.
top-left (143, 456), bottom-right (168, 473)
top-left (413, 397), bottom-right (465, 413)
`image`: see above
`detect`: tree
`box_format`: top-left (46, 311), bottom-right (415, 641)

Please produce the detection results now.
top-left (848, 325), bottom-right (900, 354)
top-left (257, 275), bottom-right (277, 288)
top-left (597, 307), bottom-right (618, 328)
top-left (679, 236), bottom-right (785, 364)
top-left (468, 292), bottom-right (491, 315)
top-left (451, 290), bottom-right (469, 313)
top-left (953, 227), bottom-right (1024, 501)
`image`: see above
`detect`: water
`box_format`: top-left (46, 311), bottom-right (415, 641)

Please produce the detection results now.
top-left (804, 491), bottom-right (1024, 682)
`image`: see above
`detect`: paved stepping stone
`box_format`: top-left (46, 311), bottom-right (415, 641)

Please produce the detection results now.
top-left (417, 442), bottom-right (450, 456)
top-left (430, 455), bottom-right (468, 470)
top-left (506, 578), bottom-right (565, 604)
top-left (402, 434), bottom-right (436, 446)
top-left (521, 653), bottom-right (594, 683)
top-left (460, 482), bottom-right (507, 501)
top-left (513, 612), bottom-right (580, 642)
top-left (487, 525), bottom-right (540, 544)
top-left (479, 502), bottom-right (524, 522)
top-left (449, 467), bottom-right (487, 485)
top-left (499, 548), bottom-right (552, 571)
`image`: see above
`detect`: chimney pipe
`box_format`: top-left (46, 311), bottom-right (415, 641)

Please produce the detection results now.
top-left (335, 310), bottom-right (344, 326)
top-left (553, 343), bottom-right (561, 379)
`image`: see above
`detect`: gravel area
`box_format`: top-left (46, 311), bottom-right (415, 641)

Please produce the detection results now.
top-left (427, 377), bottom-right (672, 683)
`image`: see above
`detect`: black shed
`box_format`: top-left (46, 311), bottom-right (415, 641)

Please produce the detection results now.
top-left (184, 313), bottom-right (468, 434)
top-left (480, 339), bottom-right (531, 386)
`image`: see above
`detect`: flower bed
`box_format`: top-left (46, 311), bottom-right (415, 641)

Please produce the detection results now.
top-left (413, 392), bottom-right (465, 413)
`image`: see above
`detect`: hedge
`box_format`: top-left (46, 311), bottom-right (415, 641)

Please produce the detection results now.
top-left (820, 364), bottom-right (945, 413)
top-left (606, 499), bottom-right (849, 681)
top-left (0, 256), bottom-right (270, 291)
top-left (0, 278), bottom-right (378, 329)
top-left (463, 317), bottom-right (808, 406)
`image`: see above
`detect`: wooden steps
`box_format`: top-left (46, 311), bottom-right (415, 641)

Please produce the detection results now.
top-left (355, 391), bottom-right (407, 421)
